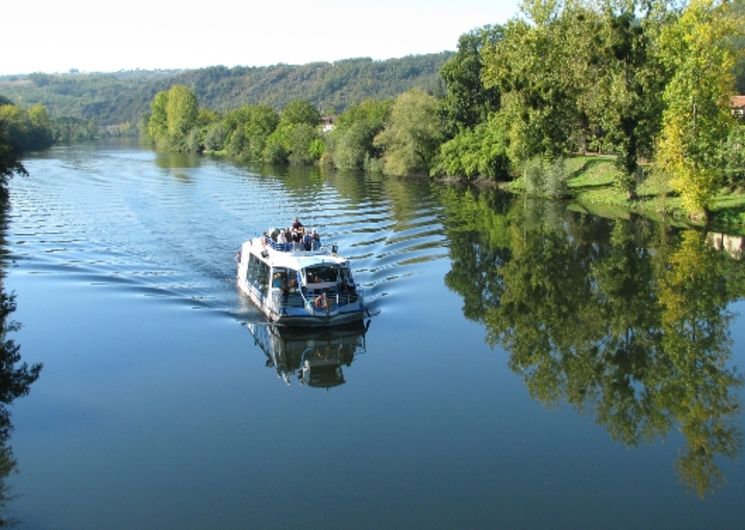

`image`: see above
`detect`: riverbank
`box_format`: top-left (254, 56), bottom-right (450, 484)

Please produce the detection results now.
top-left (503, 155), bottom-right (745, 235)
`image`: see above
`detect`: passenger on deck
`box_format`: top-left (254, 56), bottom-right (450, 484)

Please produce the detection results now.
top-left (292, 218), bottom-right (304, 230)
top-left (311, 229), bottom-right (321, 250)
top-left (314, 292), bottom-right (328, 310)
top-left (302, 232), bottom-right (313, 251)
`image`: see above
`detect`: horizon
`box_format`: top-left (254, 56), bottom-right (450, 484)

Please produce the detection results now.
top-left (3, 0), bottom-right (520, 76)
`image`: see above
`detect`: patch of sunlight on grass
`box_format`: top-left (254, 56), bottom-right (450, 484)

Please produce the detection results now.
top-left (567, 156), bottom-right (619, 189)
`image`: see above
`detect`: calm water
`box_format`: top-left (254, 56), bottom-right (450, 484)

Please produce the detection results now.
top-left (3, 141), bottom-right (745, 529)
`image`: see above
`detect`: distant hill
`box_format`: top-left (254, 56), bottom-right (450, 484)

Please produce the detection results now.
top-left (0, 53), bottom-right (452, 126)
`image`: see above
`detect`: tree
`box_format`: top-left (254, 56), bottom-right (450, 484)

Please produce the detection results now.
top-left (656, 0), bottom-right (741, 220)
top-left (0, 120), bottom-right (27, 197)
top-left (373, 89), bottom-right (443, 176)
top-left (330, 98), bottom-right (391, 170)
top-left (145, 91), bottom-right (168, 148)
top-left (165, 85), bottom-right (198, 151)
top-left (145, 85), bottom-right (199, 152)
top-left (585, 0), bottom-right (672, 197)
top-left (439, 25), bottom-right (503, 137)
top-left (280, 99), bottom-right (321, 127)
top-left (430, 113), bottom-right (510, 180)
top-left (482, 1), bottom-right (586, 167)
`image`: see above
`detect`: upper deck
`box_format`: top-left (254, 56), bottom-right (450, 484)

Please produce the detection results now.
top-left (242, 236), bottom-right (349, 271)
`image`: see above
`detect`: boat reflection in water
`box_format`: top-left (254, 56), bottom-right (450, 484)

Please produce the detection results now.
top-left (246, 321), bottom-right (370, 388)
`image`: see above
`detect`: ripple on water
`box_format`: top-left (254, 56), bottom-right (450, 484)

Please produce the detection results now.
top-left (8, 149), bottom-right (448, 321)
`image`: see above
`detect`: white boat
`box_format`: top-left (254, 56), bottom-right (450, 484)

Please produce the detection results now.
top-left (237, 228), bottom-right (366, 327)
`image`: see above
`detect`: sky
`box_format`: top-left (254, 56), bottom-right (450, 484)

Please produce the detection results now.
top-left (2, 0), bottom-right (522, 75)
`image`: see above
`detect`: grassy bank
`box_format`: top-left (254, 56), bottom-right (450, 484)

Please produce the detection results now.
top-left (504, 155), bottom-right (745, 235)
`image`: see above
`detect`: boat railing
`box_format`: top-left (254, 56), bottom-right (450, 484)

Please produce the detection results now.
top-left (274, 289), bottom-right (361, 315)
top-left (263, 236), bottom-right (328, 254)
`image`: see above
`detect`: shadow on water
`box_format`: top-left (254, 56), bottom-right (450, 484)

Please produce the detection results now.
top-left (246, 320), bottom-right (370, 389)
top-left (439, 187), bottom-right (745, 498)
top-left (0, 200), bottom-right (42, 527)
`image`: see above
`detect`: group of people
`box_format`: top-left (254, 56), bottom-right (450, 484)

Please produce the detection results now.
top-left (269, 218), bottom-right (321, 251)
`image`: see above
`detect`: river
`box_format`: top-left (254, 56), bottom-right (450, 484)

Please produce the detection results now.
top-left (3, 141), bottom-right (744, 529)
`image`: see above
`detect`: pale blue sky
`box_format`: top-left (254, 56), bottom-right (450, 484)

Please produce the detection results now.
top-left (3, 0), bottom-right (521, 74)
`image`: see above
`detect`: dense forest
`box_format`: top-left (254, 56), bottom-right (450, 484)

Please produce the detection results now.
top-left (0, 54), bottom-right (451, 127)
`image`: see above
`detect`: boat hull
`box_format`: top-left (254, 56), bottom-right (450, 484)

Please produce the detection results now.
top-left (238, 279), bottom-right (365, 327)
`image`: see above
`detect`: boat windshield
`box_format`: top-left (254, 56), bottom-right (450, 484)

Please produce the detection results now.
top-left (304, 265), bottom-right (339, 284)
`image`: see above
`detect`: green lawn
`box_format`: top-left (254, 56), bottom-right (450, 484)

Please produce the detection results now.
top-left (504, 155), bottom-right (745, 234)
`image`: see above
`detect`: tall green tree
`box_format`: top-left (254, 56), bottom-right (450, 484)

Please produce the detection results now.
top-left (145, 91), bottom-right (169, 148)
top-left (145, 85), bottom-right (199, 152)
top-left (482, 1), bottom-right (586, 167)
top-left (330, 98), bottom-right (391, 170)
top-left (440, 25), bottom-right (503, 137)
top-left (279, 99), bottom-right (321, 127)
top-left (586, 0), bottom-right (673, 197)
top-left (262, 100), bottom-right (324, 165)
top-left (656, 0), bottom-right (741, 220)
top-left (373, 89), bottom-right (443, 176)
top-left (165, 85), bottom-right (199, 151)
top-left (430, 113), bottom-right (511, 180)
top-left (223, 104), bottom-right (279, 161)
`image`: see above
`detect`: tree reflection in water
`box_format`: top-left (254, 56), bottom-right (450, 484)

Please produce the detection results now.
top-left (440, 188), bottom-right (744, 497)
top-left (0, 209), bottom-right (42, 525)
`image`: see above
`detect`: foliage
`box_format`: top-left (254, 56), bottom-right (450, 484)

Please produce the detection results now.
top-left (0, 53), bottom-right (450, 127)
top-left (439, 25), bottom-right (503, 137)
top-left (330, 99), bottom-right (392, 170)
top-left (719, 122), bottom-right (745, 187)
top-left (0, 103), bottom-right (53, 153)
top-left (430, 113), bottom-right (510, 180)
top-left (522, 156), bottom-right (570, 199)
top-left (48, 116), bottom-right (98, 142)
top-left (655, 0), bottom-right (741, 219)
top-left (145, 85), bottom-right (199, 152)
top-left (222, 104), bottom-right (279, 161)
top-left (263, 122), bottom-right (324, 166)
top-left (279, 100), bottom-right (321, 127)
top-left (0, 120), bottom-right (27, 195)
top-left (584, 0), bottom-right (673, 197)
top-left (0, 101), bottom-right (54, 196)
top-left (482, 3), bottom-right (585, 166)
top-left (373, 89), bottom-right (443, 176)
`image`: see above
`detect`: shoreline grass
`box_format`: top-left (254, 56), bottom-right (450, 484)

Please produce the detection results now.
top-left (502, 155), bottom-right (745, 235)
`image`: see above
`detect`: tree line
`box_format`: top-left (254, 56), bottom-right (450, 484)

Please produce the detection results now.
top-left (0, 54), bottom-right (450, 127)
top-left (143, 0), bottom-right (744, 221)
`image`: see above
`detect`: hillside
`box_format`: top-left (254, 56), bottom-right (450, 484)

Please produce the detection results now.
top-left (0, 53), bottom-right (452, 126)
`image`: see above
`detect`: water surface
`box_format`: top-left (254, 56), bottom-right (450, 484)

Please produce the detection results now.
top-left (4, 141), bottom-right (745, 529)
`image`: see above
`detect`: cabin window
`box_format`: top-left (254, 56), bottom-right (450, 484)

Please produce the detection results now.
top-left (247, 254), bottom-right (270, 296)
top-left (271, 268), bottom-right (291, 290)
